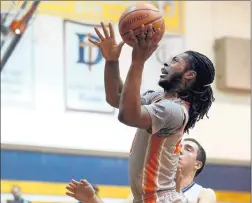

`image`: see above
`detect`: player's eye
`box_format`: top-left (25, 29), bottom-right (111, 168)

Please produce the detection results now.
top-left (172, 57), bottom-right (178, 62)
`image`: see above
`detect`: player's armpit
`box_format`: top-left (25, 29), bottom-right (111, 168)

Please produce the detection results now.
top-left (118, 91), bottom-right (157, 127)
top-left (118, 105), bottom-right (152, 130)
top-left (107, 89), bottom-right (154, 108)
top-left (197, 188), bottom-right (216, 203)
top-left (110, 97), bottom-right (150, 109)
top-left (141, 98), bottom-right (147, 105)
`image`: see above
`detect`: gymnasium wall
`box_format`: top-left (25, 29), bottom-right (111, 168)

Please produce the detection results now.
top-left (1, 1), bottom-right (251, 203)
top-left (1, 1), bottom-right (250, 161)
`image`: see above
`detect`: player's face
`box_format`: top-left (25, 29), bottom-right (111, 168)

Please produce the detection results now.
top-left (158, 53), bottom-right (188, 91)
top-left (178, 140), bottom-right (199, 171)
top-left (12, 187), bottom-right (21, 199)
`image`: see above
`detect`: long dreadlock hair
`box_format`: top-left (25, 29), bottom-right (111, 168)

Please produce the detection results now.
top-left (179, 51), bottom-right (215, 133)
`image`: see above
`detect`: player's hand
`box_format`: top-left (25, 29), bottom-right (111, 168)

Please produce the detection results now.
top-left (89, 22), bottom-right (125, 61)
top-left (175, 168), bottom-right (183, 192)
top-left (130, 24), bottom-right (160, 63)
top-left (66, 179), bottom-right (96, 203)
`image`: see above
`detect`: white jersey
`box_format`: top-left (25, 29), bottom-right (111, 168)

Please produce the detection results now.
top-left (183, 182), bottom-right (203, 202)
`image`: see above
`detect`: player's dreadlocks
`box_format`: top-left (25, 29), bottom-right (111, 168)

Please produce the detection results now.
top-left (179, 51), bottom-right (215, 133)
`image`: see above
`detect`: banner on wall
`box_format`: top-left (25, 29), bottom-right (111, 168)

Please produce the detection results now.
top-left (1, 1), bottom-right (184, 34)
top-left (63, 20), bottom-right (114, 113)
top-left (0, 16), bottom-right (35, 108)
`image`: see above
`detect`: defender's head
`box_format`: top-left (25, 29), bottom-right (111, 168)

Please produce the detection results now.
top-left (11, 185), bottom-right (22, 200)
top-left (179, 138), bottom-right (206, 177)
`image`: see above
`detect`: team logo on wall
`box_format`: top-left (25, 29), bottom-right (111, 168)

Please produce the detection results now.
top-left (76, 33), bottom-right (102, 71)
top-left (63, 20), bottom-right (114, 114)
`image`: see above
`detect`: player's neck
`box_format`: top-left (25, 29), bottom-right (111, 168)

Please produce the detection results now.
top-left (180, 172), bottom-right (195, 190)
top-left (14, 197), bottom-right (22, 201)
top-left (164, 91), bottom-right (179, 99)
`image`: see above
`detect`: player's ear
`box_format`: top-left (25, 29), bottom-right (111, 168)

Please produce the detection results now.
top-left (195, 161), bottom-right (203, 170)
top-left (184, 70), bottom-right (196, 81)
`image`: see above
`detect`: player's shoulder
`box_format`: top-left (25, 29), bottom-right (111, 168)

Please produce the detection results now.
top-left (141, 89), bottom-right (163, 104)
top-left (199, 188), bottom-right (216, 200)
top-left (142, 89), bottom-right (156, 96)
top-left (205, 188), bottom-right (216, 197)
top-left (142, 89), bottom-right (163, 97)
top-left (202, 188), bottom-right (216, 194)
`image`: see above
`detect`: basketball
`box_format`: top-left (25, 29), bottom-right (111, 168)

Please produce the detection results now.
top-left (118, 3), bottom-right (165, 47)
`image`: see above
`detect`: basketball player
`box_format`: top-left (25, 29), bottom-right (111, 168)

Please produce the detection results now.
top-left (87, 22), bottom-right (215, 203)
top-left (8, 185), bottom-right (31, 203)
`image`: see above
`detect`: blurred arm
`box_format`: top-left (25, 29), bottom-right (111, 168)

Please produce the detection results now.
top-left (118, 61), bottom-right (151, 128)
top-left (104, 61), bottom-right (123, 108)
top-left (89, 195), bottom-right (103, 203)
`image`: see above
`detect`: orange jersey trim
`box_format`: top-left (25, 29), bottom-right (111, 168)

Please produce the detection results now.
top-left (143, 135), bottom-right (165, 194)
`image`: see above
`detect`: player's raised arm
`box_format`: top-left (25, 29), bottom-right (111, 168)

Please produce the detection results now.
top-left (89, 22), bottom-right (124, 108)
top-left (118, 24), bottom-right (161, 129)
top-left (89, 22), bottom-right (156, 108)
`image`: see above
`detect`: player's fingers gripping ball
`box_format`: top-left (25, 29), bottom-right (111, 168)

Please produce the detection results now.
top-left (119, 3), bottom-right (165, 47)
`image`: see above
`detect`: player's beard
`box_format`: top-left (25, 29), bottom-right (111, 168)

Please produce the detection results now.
top-left (158, 72), bottom-right (183, 92)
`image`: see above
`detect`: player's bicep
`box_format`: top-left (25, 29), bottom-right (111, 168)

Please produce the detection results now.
top-left (126, 92), bottom-right (161, 129)
top-left (122, 106), bottom-right (152, 129)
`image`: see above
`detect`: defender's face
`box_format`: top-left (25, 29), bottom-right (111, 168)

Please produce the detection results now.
top-left (12, 187), bottom-right (21, 199)
top-left (179, 140), bottom-right (199, 170)
top-left (158, 53), bottom-right (188, 91)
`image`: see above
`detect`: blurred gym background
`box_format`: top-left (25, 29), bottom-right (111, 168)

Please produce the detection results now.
top-left (0, 1), bottom-right (250, 203)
